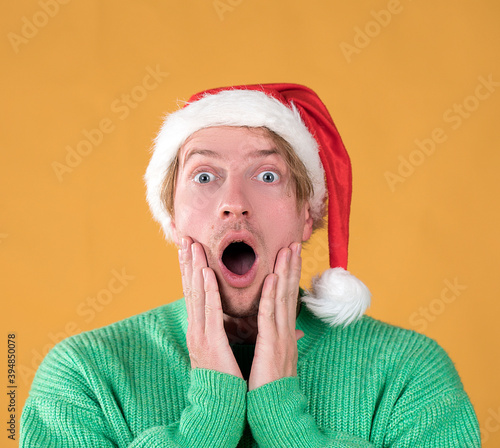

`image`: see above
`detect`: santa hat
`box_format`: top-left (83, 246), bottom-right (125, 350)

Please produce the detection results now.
top-left (145, 83), bottom-right (371, 326)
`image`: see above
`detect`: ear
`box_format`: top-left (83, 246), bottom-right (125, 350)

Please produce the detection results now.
top-left (301, 202), bottom-right (314, 242)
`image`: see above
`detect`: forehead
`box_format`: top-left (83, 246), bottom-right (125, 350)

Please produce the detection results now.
top-left (179, 126), bottom-right (284, 166)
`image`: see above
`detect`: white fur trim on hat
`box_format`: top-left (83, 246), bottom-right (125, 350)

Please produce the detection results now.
top-left (145, 89), bottom-right (326, 240)
top-left (302, 267), bottom-right (371, 326)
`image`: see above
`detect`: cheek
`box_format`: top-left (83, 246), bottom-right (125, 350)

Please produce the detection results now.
top-left (173, 188), bottom-right (195, 234)
top-left (258, 198), bottom-right (304, 238)
top-left (173, 188), bottom-right (218, 238)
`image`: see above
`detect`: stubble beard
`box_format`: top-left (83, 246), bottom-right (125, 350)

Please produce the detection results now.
top-left (218, 280), bottom-right (262, 319)
top-left (206, 222), bottom-right (268, 319)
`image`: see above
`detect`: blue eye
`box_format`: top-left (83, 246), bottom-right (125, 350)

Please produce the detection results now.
top-left (194, 172), bottom-right (215, 184)
top-left (256, 171), bottom-right (279, 183)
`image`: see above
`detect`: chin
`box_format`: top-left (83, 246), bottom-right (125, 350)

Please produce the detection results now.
top-left (220, 291), bottom-right (261, 319)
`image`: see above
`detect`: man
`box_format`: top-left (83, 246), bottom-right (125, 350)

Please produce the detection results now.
top-left (21, 84), bottom-right (480, 447)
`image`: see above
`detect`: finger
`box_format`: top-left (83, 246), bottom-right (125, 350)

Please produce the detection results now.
top-left (288, 242), bottom-right (302, 329)
top-left (190, 241), bottom-right (208, 330)
top-left (202, 267), bottom-right (224, 334)
top-left (295, 329), bottom-right (305, 341)
top-left (180, 237), bottom-right (194, 319)
top-left (273, 247), bottom-right (293, 334)
top-left (258, 274), bottom-right (278, 339)
top-left (288, 242), bottom-right (302, 285)
top-left (178, 248), bottom-right (190, 315)
top-left (179, 236), bottom-right (193, 283)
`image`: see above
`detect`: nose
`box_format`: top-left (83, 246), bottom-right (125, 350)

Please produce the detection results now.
top-left (218, 177), bottom-right (251, 220)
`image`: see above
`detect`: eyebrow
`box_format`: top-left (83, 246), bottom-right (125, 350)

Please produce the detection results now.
top-left (182, 148), bottom-right (279, 166)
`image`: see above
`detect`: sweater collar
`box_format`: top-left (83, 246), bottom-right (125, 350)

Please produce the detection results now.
top-left (177, 295), bottom-right (332, 361)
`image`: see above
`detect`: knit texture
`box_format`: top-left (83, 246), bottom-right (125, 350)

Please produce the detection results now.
top-left (20, 299), bottom-right (480, 447)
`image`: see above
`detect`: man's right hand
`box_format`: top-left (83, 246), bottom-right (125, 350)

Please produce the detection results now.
top-left (179, 237), bottom-right (243, 379)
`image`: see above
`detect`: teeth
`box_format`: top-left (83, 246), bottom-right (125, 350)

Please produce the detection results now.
top-left (226, 239), bottom-right (244, 249)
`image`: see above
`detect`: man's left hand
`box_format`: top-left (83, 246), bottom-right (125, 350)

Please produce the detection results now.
top-left (248, 242), bottom-right (304, 391)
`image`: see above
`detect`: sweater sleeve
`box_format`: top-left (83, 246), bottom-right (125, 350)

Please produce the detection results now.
top-left (384, 388), bottom-right (480, 447)
top-left (247, 338), bottom-right (480, 448)
top-left (128, 369), bottom-right (247, 448)
top-left (247, 377), bottom-right (375, 447)
top-left (247, 376), bottom-right (479, 447)
top-left (20, 339), bottom-right (247, 448)
top-left (380, 338), bottom-right (480, 447)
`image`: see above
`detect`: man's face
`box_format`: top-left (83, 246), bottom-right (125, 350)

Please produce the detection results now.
top-left (171, 126), bottom-right (313, 318)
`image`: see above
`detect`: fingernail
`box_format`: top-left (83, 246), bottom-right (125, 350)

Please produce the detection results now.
top-left (202, 268), bottom-right (208, 282)
top-left (182, 238), bottom-right (188, 251)
top-left (286, 249), bottom-right (291, 263)
top-left (178, 249), bottom-right (182, 261)
top-left (296, 243), bottom-right (302, 257)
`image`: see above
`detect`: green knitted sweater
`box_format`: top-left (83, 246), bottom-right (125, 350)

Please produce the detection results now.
top-left (21, 299), bottom-right (480, 447)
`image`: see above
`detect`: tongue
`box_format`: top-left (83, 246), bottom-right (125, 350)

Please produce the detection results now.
top-left (222, 243), bottom-right (255, 275)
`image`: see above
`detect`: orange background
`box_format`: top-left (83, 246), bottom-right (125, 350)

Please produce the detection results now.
top-left (2, 0), bottom-right (499, 445)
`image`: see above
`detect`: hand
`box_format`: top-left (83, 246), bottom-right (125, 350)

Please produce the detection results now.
top-left (179, 237), bottom-right (243, 379)
top-left (248, 242), bottom-right (304, 391)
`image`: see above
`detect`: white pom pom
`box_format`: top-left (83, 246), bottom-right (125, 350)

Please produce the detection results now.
top-left (302, 267), bottom-right (371, 327)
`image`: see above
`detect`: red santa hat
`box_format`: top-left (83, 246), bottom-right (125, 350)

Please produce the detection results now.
top-left (145, 83), bottom-right (371, 326)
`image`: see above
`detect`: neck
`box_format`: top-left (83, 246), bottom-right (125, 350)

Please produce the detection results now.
top-left (223, 314), bottom-right (259, 345)
top-left (223, 299), bottom-right (302, 345)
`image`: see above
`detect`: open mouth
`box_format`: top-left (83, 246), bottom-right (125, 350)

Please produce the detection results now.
top-left (221, 242), bottom-right (256, 276)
